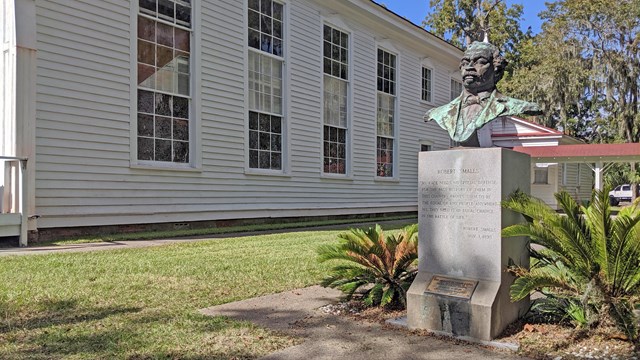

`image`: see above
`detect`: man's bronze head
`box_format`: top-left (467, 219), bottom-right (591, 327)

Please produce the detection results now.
top-left (459, 42), bottom-right (507, 94)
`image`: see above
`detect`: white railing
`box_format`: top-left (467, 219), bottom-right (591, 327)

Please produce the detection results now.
top-left (0, 156), bottom-right (28, 247)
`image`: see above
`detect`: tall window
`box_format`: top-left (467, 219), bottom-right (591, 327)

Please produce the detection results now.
top-left (137, 0), bottom-right (192, 163)
top-left (248, 0), bottom-right (284, 170)
top-left (376, 49), bottom-right (396, 177)
top-left (421, 67), bottom-right (432, 102)
top-left (450, 78), bottom-right (462, 101)
top-left (323, 25), bottom-right (348, 174)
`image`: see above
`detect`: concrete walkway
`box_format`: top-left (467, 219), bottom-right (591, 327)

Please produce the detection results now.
top-left (201, 286), bottom-right (530, 360)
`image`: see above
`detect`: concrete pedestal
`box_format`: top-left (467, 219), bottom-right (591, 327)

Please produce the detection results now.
top-left (407, 147), bottom-right (530, 341)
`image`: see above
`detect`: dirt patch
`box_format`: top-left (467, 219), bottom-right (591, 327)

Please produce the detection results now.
top-left (323, 301), bottom-right (640, 360)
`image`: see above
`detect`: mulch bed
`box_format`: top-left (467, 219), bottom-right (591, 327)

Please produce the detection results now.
top-left (321, 301), bottom-right (640, 360)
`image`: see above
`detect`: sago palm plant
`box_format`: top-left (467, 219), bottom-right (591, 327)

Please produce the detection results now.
top-left (502, 188), bottom-right (640, 340)
top-left (317, 224), bottom-right (418, 309)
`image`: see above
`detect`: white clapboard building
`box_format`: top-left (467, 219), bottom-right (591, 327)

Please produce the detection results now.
top-left (2, 0), bottom-right (591, 243)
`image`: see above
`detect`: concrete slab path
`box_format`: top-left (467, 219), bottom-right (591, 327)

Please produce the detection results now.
top-left (201, 286), bottom-right (530, 360)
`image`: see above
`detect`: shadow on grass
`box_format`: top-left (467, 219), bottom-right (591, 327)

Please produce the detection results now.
top-left (0, 298), bottom-right (141, 333)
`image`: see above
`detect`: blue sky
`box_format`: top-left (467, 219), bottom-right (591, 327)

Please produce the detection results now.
top-left (378, 0), bottom-right (547, 34)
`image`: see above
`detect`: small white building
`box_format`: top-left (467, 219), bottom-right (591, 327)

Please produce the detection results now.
top-left (1, 0), bottom-right (592, 242)
top-left (485, 116), bottom-right (594, 208)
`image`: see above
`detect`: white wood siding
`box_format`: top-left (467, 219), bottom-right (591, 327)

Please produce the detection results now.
top-left (34, 0), bottom-right (458, 228)
top-left (558, 163), bottom-right (593, 205)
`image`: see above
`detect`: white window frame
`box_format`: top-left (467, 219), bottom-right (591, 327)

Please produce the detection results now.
top-left (375, 44), bottom-right (400, 180)
top-left (129, 0), bottom-right (202, 171)
top-left (320, 20), bottom-right (352, 179)
top-left (450, 77), bottom-right (463, 101)
top-left (420, 58), bottom-right (434, 105)
top-left (244, 0), bottom-right (289, 175)
top-left (561, 164), bottom-right (568, 186)
top-left (419, 139), bottom-right (434, 152)
top-left (577, 164), bottom-right (582, 186)
top-left (534, 166), bottom-right (549, 185)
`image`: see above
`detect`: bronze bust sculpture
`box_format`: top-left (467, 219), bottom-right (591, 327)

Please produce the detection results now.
top-left (425, 42), bottom-right (541, 146)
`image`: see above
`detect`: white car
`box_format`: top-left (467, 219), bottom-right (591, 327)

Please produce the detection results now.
top-left (609, 184), bottom-right (638, 206)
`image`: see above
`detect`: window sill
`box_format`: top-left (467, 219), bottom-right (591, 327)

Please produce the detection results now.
top-left (130, 163), bottom-right (202, 173)
top-left (420, 99), bottom-right (435, 107)
top-left (375, 176), bottom-right (400, 183)
top-left (244, 168), bottom-right (292, 178)
top-left (320, 173), bottom-right (354, 181)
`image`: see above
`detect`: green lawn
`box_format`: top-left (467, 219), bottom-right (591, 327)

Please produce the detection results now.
top-left (16, 211), bottom-right (639, 358)
top-left (0, 226), bottom-right (408, 359)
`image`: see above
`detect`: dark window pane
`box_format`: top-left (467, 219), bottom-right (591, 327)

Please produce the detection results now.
top-left (323, 58), bottom-right (331, 75)
top-left (340, 32), bottom-right (348, 48)
top-left (271, 153), bottom-right (281, 170)
top-left (261, 0), bottom-right (271, 16)
top-left (323, 25), bottom-right (331, 41)
top-left (155, 93), bottom-right (172, 115)
top-left (249, 130), bottom-right (259, 149)
top-left (173, 119), bottom-right (189, 140)
top-left (249, 10), bottom-right (260, 30)
top-left (138, 114), bottom-right (154, 137)
top-left (273, 2), bottom-right (283, 20)
top-left (261, 15), bottom-right (272, 35)
top-left (138, 90), bottom-right (154, 113)
top-left (259, 132), bottom-right (270, 150)
top-left (248, 0), bottom-right (259, 11)
top-left (176, 4), bottom-right (191, 25)
top-left (155, 139), bottom-right (172, 161)
top-left (273, 38), bottom-right (282, 56)
top-left (249, 150), bottom-right (259, 168)
top-left (259, 114), bottom-right (270, 131)
top-left (155, 116), bottom-right (172, 139)
top-left (138, 137), bottom-right (154, 160)
top-left (173, 96), bottom-right (189, 118)
top-left (173, 141), bottom-right (189, 163)
top-left (270, 117), bottom-right (281, 133)
top-left (261, 34), bottom-right (272, 53)
top-left (273, 20), bottom-right (282, 39)
top-left (249, 111), bottom-right (259, 130)
top-left (248, 29), bottom-right (260, 49)
top-left (271, 134), bottom-right (281, 151)
top-left (259, 151), bottom-right (270, 169)
top-left (157, 0), bottom-right (174, 20)
top-left (139, 0), bottom-right (156, 14)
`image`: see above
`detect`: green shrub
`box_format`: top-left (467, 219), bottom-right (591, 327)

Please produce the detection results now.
top-left (502, 188), bottom-right (640, 340)
top-left (317, 224), bottom-right (418, 309)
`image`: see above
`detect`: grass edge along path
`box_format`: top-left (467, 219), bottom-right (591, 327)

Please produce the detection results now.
top-left (0, 222), bottom-right (414, 359)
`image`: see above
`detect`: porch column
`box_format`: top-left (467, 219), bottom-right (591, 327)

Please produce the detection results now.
top-left (15, 0), bottom-right (37, 230)
top-left (594, 161), bottom-right (604, 191)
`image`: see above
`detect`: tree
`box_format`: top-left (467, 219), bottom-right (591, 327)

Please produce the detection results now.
top-left (499, 23), bottom-right (593, 134)
top-left (423, 0), bottom-right (527, 54)
top-left (502, 0), bottom-right (640, 142)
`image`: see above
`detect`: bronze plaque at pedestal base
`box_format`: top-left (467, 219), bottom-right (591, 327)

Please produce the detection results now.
top-left (425, 275), bottom-right (478, 300)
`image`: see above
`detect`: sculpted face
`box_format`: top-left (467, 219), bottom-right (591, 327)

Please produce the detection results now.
top-left (459, 42), bottom-right (495, 94)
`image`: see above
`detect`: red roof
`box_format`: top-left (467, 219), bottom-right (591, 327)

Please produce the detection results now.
top-left (513, 143), bottom-right (640, 163)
